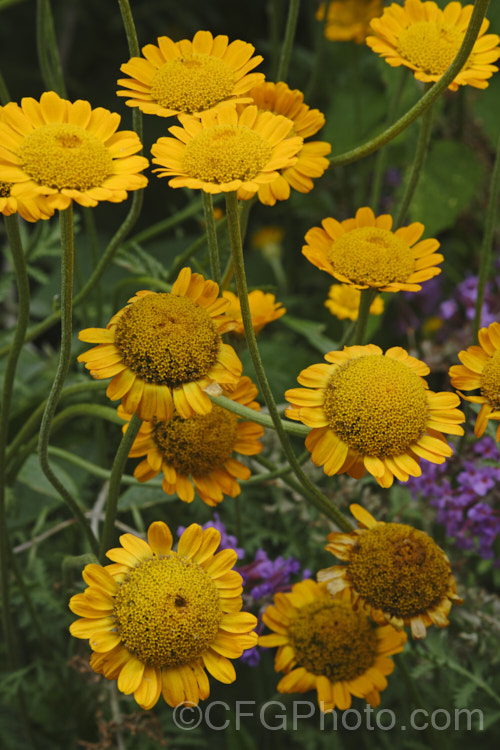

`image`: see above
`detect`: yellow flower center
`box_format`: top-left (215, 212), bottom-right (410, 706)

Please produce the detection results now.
top-left (327, 226), bottom-right (415, 287)
top-left (323, 355), bottom-right (428, 457)
top-left (288, 598), bottom-right (377, 682)
top-left (480, 349), bottom-right (500, 408)
top-left (0, 181), bottom-right (12, 197)
top-left (19, 123), bottom-right (113, 191)
top-left (150, 54), bottom-right (236, 114)
top-left (397, 21), bottom-right (464, 76)
top-left (113, 555), bottom-right (222, 668)
top-left (154, 405), bottom-right (239, 476)
top-left (182, 125), bottom-right (273, 184)
top-left (114, 293), bottom-right (220, 388)
top-left (347, 524), bottom-right (450, 618)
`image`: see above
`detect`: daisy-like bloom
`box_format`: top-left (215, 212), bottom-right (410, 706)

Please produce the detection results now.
top-left (366, 0), bottom-right (500, 91)
top-left (449, 321), bottom-right (500, 440)
top-left (318, 504), bottom-right (464, 639)
top-left (121, 376), bottom-right (264, 506)
top-left (222, 290), bottom-right (286, 334)
top-left (77, 267), bottom-right (242, 422)
top-left (236, 81), bottom-right (331, 205)
top-left (325, 284), bottom-right (384, 321)
top-left (151, 104), bottom-right (303, 196)
top-left (285, 345), bottom-right (465, 488)
top-left (0, 91), bottom-right (148, 211)
top-left (0, 179), bottom-right (54, 222)
top-left (317, 0), bottom-right (384, 44)
top-left (259, 579), bottom-right (406, 711)
top-left (303, 207), bottom-right (443, 293)
top-left (117, 30), bottom-right (265, 118)
top-left (69, 521), bottom-right (258, 709)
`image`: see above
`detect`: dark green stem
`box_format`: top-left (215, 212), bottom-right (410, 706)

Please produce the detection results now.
top-left (117, 0), bottom-right (140, 56)
top-left (394, 96), bottom-right (434, 228)
top-left (370, 68), bottom-right (408, 211)
top-left (210, 394), bottom-right (309, 437)
top-left (0, 215), bottom-right (30, 671)
top-left (37, 206), bottom-right (99, 557)
top-left (276, 0), bottom-right (301, 82)
top-left (99, 412), bottom-right (142, 562)
top-left (225, 191), bottom-right (352, 531)
top-left (202, 192), bottom-right (221, 285)
top-left (329, 0), bottom-right (491, 168)
top-left (353, 289), bottom-right (377, 345)
top-left (36, 0), bottom-right (66, 96)
top-left (473, 129), bottom-right (500, 341)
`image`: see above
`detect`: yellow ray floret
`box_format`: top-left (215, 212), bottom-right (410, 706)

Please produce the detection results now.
top-left (77, 267), bottom-right (242, 422)
top-left (303, 206), bottom-right (443, 292)
top-left (69, 521), bottom-right (258, 709)
top-left (0, 91), bottom-right (148, 211)
top-left (366, 0), bottom-right (500, 91)
top-left (259, 579), bottom-right (406, 711)
top-left (318, 504), bottom-right (463, 639)
top-left (285, 344), bottom-right (465, 488)
top-left (151, 104), bottom-right (303, 196)
top-left (117, 30), bottom-right (265, 118)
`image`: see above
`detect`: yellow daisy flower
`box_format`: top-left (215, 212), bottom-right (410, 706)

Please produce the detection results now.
top-left (318, 504), bottom-right (464, 639)
top-left (285, 344), bottom-right (465, 488)
top-left (325, 284), bottom-right (384, 321)
top-left (222, 289), bottom-right (286, 334)
top-left (449, 321), bottom-right (500, 440)
top-left (117, 30), bottom-right (265, 118)
top-left (303, 206), bottom-right (443, 292)
top-left (366, 0), bottom-right (500, 91)
top-left (0, 179), bottom-right (54, 222)
top-left (0, 91), bottom-right (148, 211)
top-left (77, 267), bottom-right (242, 422)
top-left (151, 104), bottom-right (303, 196)
top-left (259, 579), bottom-right (407, 711)
top-left (69, 521), bottom-right (258, 709)
top-left (121, 376), bottom-right (264, 506)
top-left (317, 0), bottom-right (384, 44)
top-left (236, 81), bottom-right (331, 205)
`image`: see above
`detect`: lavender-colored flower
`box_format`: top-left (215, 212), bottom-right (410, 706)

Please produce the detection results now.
top-left (239, 549), bottom-right (301, 600)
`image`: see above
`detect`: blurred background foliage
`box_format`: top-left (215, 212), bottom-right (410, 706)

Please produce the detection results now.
top-left (1, 0), bottom-right (500, 748)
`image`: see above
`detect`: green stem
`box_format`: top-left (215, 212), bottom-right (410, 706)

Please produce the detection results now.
top-left (353, 289), bottom-right (377, 345)
top-left (125, 196), bottom-right (216, 250)
top-left (40, 0), bottom-right (67, 96)
top-left (276, 0), bottom-right (301, 82)
top-left (304, 0), bottom-right (331, 101)
top-left (166, 214), bottom-right (227, 282)
top-left (48, 445), bottom-right (162, 487)
top-left (394, 97), bottom-right (434, 228)
top-left (225, 191), bottom-right (353, 532)
top-left (0, 67), bottom-right (10, 104)
top-left (202, 192), bottom-right (221, 285)
top-left (370, 68), bottom-right (408, 211)
top-left (210, 394), bottom-right (309, 437)
top-left (82, 208), bottom-right (103, 324)
top-left (5, 381), bottom-right (106, 466)
top-left (473, 128), bottom-right (500, 341)
top-left (36, 0), bottom-right (55, 91)
top-left (117, 0), bottom-right (140, 57)
top-left (268, 0), bottom-right (283, 80)
top-left (37, 206), bottom-right (99, 557)
top-left (9, 404), bottom-right (124, 483)
top-left (0, 215), bottom-right (30, 671)
top-left (99, 412), bottom-right (142, 562)
top-left (329, 0), bottom-right (491, 167)
top-left (246, 450), bottom-right (311, 485)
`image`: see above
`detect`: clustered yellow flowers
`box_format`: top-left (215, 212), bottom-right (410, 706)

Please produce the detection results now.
top-left (7, 10), bottom-right (489, 716)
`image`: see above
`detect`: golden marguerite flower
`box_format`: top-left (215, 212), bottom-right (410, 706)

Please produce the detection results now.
top-left (236, 81), bottom-right (331, 205)
top-left (78, 267), bottom-right (242, 422)
top-left (449, 321), bottom-right (500, 440)
top-left (285, 345), bottom-right (465, 488)
top-left (318, 504), bottom-right (464, 639)
top-left (0, 91), bottom-right (148, 211)
top-left (366, 0), bottom-right (500, 91)
top-left (69, 521), bottom-right (258, 709)
top-left (317, 0), bottom-right (384, 44)
top-left (121, 376), bottom-right (264, 506)
top-left (117, 30), bottom-right (264, 118)
top-left (222, 289), bottom-right (286, 334)
top-left (259, 579), bottom-right (407, 711)
top-left (303, 207), bottom-right (443, 292)
top-left (325, 283), bottom-right (384, 321)
top-left (0, 179), bottom-right (54, 222)
top-left (151, 104), bottom-right (303, 196)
